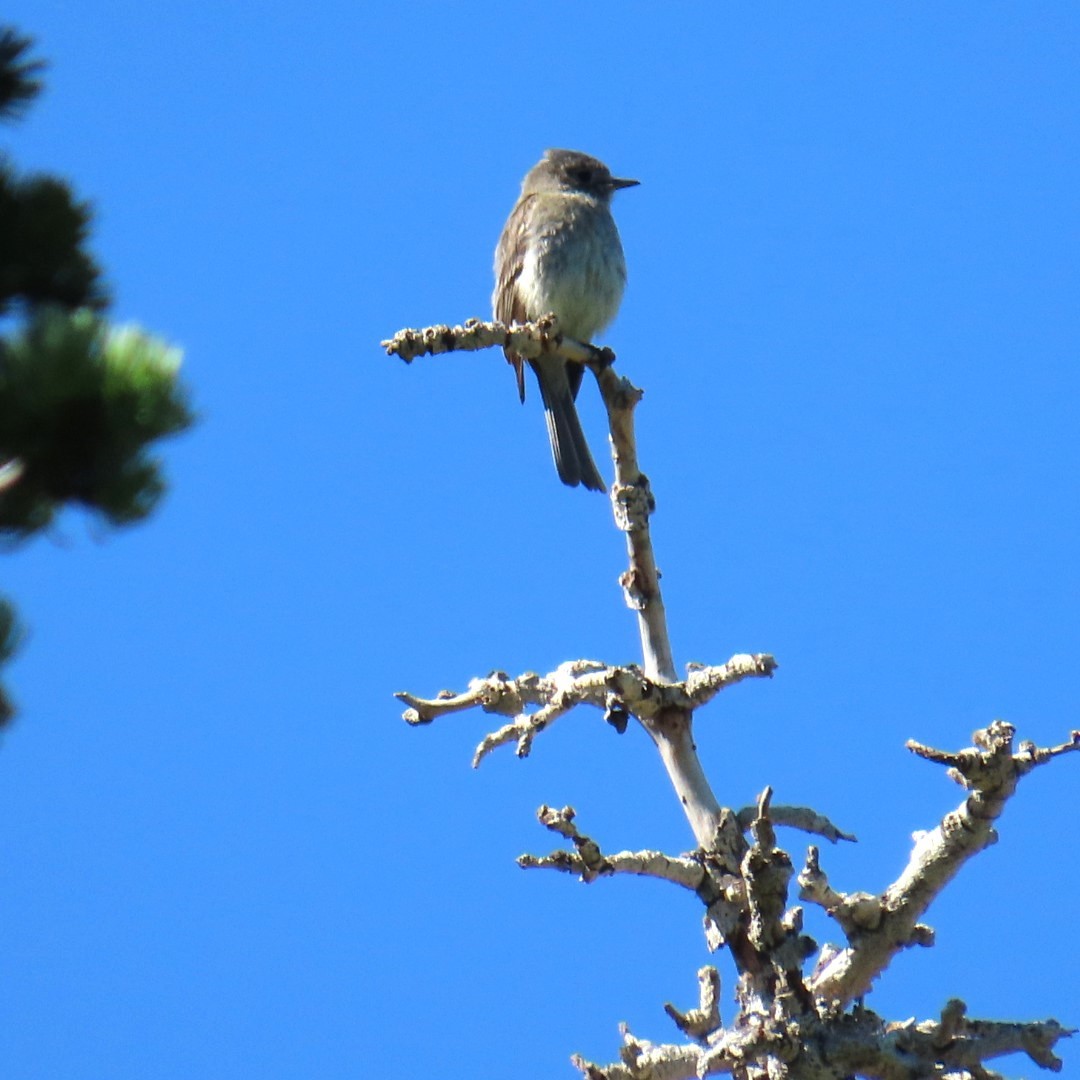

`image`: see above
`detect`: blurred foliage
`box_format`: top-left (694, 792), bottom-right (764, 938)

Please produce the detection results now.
top-left (0, 308), bottom-right (193, 539)
top-left (0, 170), bottom-right (108, 314)
top-left (0, 596), bottom-right (20, 726)
top-left (0, 26), bottom-right (195, 726)
top-left (0, 28), bottom-right (44, 120)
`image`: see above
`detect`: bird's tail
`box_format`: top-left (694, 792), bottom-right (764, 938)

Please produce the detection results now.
top-left (534, 360), bottom-right (606, 492)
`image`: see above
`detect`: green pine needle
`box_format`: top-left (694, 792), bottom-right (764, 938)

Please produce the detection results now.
top-left (0, 307), bottom-right (195, 539)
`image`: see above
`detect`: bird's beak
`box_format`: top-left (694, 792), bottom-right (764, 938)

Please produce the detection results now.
top-left (610, 177), bottom-right (640, 191)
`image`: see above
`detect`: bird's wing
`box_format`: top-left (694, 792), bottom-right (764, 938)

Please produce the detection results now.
top-left (493, 194), bottom-right (533, 403)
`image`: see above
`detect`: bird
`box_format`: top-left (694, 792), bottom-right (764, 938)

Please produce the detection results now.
top-left (493, 149), bottom-right (638, 492)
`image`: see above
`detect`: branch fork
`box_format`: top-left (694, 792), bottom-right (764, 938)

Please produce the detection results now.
top-left (396, 655), bottom-right (776, 769)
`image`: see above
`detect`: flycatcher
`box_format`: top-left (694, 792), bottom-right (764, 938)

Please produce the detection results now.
top-left (493, 149), bottom-right (638, 491)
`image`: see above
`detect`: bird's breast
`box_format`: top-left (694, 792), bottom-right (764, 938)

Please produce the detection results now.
top-left (517, 196), bottom-right (627, 342)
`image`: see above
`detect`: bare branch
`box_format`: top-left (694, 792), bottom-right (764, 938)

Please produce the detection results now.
top-left (397, 657), bottom-right (775, 772)
top-left (383, 316), bottom-right (677, 685)
top-left (382, 314), bottom-right (604, 365)
top-left (907, 725), bottom-right (1080, 779)
top-left (472, 697), bottom-right (573, 765)
top-left (664, 966), bottom-right (723, 1043)
top-left (396, 669), bottom-right (551, 725)
top-left (685, 655), bottom-right (779, 705)
top-left (383, 314), bottom-right (673, 678)
top-left (731, 789), bottom-right (819, 1019)
top-left (798, 846), bottom-right (883, 940)
top-left (736, 804), bottom-right (854, 844)
top-left (591, 363), bottom-right (674, 683)
top-left (385, 316), bottom-right (779, 851)
top-left (742, 788), bottom-right (790, 952)
top-left (517, 805), bottom-right (708, 890)
top-left (572, 1025), bottom-right (709, 1080)
top-left (572, 1001), bottom-right (1074, 1080)
top-left (809, 722), bottom-right (1080, 1004)
top-left (878, 1002), bottom-right (1074, 1075)
top-left (387, 307), bottom-right (1076, 1080)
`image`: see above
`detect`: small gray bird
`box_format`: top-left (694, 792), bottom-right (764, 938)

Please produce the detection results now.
top-left (493, 149), bottom-right (638, 491)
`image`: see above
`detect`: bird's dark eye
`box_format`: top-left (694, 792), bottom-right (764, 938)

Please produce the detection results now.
top-left (571, 167), bottom-right (592, 184)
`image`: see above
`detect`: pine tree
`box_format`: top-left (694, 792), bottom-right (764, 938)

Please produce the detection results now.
top-left (0, 27), bottom-right (195, 725)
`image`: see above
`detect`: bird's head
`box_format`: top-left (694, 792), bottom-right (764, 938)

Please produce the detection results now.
top-left (523, 149), bottom-right (639, 201)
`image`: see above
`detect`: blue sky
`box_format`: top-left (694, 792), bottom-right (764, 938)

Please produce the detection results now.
top-left (2, 4), bottom-right (1078, 1077)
